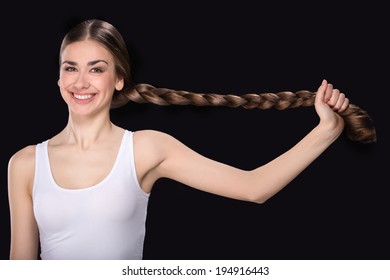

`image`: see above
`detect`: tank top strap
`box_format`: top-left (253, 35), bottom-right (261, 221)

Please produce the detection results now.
top-left (116, 130), bottom-right (133, 170)
top-left (115, 130), bottom-right (146, 196)
top-left (33, 140), bottom-right (51, 199)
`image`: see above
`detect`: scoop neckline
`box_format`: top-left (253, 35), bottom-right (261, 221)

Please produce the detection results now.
top-left (44, 130), bottom-right (128, 192)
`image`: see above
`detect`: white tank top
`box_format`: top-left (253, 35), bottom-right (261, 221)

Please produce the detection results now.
top-left (32, 130), bottom-right (150, 260)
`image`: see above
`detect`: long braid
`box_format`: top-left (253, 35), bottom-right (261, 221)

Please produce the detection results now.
top-left (62, 19), bottom-right (377, 144)
top-left (121, 83), bottom-right (377, 144)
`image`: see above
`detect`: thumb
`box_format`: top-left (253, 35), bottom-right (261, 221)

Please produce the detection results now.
top-left (315, 79), bottom-right (328, 105)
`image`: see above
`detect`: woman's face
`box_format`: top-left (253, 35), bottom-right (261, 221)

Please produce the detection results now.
top-left (58, 39), bottom-right (123, 116)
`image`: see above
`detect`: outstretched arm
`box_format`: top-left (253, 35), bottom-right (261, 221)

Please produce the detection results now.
top-left (135, 80), bottom-right (349, 203)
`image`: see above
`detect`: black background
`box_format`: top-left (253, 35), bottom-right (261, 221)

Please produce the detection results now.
top-left (1, 2), bottom-right (388, 260)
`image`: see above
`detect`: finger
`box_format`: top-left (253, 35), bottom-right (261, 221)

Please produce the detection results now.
top-left (332, 92), bottom-right (345, 111)
top-left (324, 83), bottom-right (334, 103)
top-left (315, 79), bottom-right (328, 103)
top-left (327, 88), bottom-right (340, 107)
top-left (338, 97), bottom-right (349, 112)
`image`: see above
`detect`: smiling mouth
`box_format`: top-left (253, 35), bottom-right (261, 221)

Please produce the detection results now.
top-left (73, 93), bottom-right (95, 100)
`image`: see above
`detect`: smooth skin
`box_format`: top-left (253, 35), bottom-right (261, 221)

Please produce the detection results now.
top-left (8, 39), bottom-right (349, 259)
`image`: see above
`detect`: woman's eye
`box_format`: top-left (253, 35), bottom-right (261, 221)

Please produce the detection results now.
top-left (91, 67), bottom-right (103, 73)
top-left (64, 66), bottom-right (77, 72)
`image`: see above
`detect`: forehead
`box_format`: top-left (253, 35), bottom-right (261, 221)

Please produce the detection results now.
top-left (61, 40), bottom-right (114, 63)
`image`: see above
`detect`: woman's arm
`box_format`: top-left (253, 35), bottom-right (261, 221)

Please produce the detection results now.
top-left (8, 145), bottom-right (39, 259)
top-left (135, 80), bottom-right (349, 203)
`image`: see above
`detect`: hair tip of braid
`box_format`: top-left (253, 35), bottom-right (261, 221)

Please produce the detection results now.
top-left (347, 132), bottom-right (377, 144)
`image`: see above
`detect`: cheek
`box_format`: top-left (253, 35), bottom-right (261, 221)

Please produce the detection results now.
top-left (58, 75), bottom-right (72, 89)
top-left (99, 77), bottom-right (118, 92)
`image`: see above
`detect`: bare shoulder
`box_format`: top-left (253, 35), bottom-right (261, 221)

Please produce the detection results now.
top-left (133, 129), bottom-right (174, 142)
top-left (8, 145), bottom-right (36, 189)
top-left (133, 129), bottom-right (178, 150)
top-left (9, 145), bottom-right (36, 168)
top-left (132, 130), bottom-right (178, 175)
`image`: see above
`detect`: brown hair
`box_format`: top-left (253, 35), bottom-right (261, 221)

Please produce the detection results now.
top-left (60, 19), bottom-right (377, 144)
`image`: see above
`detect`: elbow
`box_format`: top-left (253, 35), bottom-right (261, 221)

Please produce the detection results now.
top-left (253, 198), bottom-right (267, 204)
top-left (245, 192), bottom-right (269, 204)
top-left (243, 171), bottom-right (273, 204)
top-left (243, 182), bottom-right (271, 204)
top-left (250, 196), bottom-right (269, 205)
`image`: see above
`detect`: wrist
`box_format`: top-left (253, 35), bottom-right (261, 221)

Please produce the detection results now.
top-left (316, 119), bottom-right (344, 143)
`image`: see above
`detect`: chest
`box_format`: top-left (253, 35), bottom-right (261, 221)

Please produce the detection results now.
top-left (48, 146), bottom-right (119, 189)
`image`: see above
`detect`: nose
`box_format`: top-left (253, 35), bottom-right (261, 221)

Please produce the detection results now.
top-left (73, 71), bottom-right (90, 90)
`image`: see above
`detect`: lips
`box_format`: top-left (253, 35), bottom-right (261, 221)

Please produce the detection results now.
top-left (73, 93), bottom-right (95, 100)
top-left (71, 92), bottom-right (96, 104)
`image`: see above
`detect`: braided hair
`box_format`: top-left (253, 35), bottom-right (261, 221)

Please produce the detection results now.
top-left (60, 19), bottom-right (377, 144)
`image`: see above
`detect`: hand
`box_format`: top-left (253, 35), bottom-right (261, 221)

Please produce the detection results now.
top-left (315, 79), bottom-right (350, 137)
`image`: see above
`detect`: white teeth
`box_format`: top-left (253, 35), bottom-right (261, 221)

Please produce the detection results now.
top-left (74, 94), bottom-right (93, 100)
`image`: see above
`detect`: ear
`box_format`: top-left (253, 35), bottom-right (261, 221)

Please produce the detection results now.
top-left (57, 78), bottom-right (61, 87)
top-left (115, 77), bottom-right (124, 91)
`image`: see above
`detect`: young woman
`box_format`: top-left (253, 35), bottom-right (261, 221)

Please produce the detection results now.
top-left (8, 19), bottom-right (351, 260)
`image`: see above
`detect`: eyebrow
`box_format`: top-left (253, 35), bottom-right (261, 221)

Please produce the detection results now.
top-left (62, 59), bottom-right (109, 66)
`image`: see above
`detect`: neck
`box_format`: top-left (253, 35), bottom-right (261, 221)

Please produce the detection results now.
top-left (63, 112), bottom-right (115, 149)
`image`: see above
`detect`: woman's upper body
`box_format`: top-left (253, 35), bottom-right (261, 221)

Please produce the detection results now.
top-left (7, 19), bottom-right (349, 260)
top-left (31, 129), bottom-right (149, 260)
